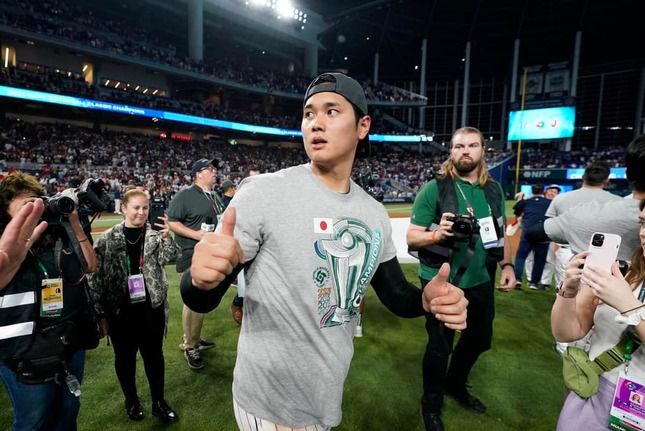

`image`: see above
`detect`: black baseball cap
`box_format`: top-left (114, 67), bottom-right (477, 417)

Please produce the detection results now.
top-left (303, 73), bottom-right (371, 158)
top-left (304, 73), bottom-right (368, 115)
top-left (191, 158), bottom-right (218, 177)
top-left (221, 180), bottom-right (234, 191)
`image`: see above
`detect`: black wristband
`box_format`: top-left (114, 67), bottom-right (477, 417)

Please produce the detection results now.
top-left (500, 262), bottom-right (515, 270)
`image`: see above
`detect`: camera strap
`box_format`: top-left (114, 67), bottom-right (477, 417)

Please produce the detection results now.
top-left (60, 219), bottom-right (89, 273)
top-left (450, 230), bottom-right (480, 286)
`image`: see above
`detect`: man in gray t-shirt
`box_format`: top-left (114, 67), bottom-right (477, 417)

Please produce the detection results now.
top-left (179, 73), bottom-right (468, 430)
top-left (531, 141), bottom-right (645, 274)
top-left (544, 162), bottom-right (621, 286)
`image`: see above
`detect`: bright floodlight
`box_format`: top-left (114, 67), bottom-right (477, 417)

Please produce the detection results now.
top-left (276, 0), bottom-right (293, 16)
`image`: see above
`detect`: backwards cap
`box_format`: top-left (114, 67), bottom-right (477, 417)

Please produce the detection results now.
top-left (303, 73), bottom-right (368, 115)
top-left (303, 73), bottom-right (371, 158)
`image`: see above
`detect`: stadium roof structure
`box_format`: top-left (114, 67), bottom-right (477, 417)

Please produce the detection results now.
top-left (65, 0), bottom-right (645, 85)
top-left (298, 0), bottom-right (643, 82)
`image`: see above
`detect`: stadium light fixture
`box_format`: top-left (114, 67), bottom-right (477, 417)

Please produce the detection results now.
top-left (242, 0), bottom-right (307, 29)
top-left (276, 0), bottom-right (293, 16)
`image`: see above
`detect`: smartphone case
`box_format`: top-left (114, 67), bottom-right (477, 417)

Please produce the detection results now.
top-left (583, 232), bottom-right (622, 273)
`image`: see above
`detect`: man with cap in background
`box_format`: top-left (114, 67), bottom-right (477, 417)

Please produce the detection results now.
top-left (167, 158), bottom-right (224, 370)
top-left (512, 183), bottom-right (553, 290)
top-left (220, 179), bottom-right (235, 209)
top-left (524, 184), bottom-right (560, 289)
top-left (179, 72), bottom-right (468, 430)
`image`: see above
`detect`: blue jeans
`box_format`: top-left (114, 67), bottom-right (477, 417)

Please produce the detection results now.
top-left (514, 237), bottom-right (550, 285)
top-left (0, 349), bottom-right (85, 431)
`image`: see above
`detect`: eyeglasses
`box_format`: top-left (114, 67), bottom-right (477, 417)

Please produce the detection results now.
top-left (199, 166), bottom-right (215, 173)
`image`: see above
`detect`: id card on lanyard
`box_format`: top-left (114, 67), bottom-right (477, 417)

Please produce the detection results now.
top-left (609, 285), bottom-right (645, 430)
top-left (41, 278), bottom-right (63, 317)
top-left (128, 274), bottom-right (146, 303)
top-left (125, 226), bottom-right (147, 304)
top-left (609, 371), bottom-right (645, 430)
top-left (36, 258), bottom-right (63, 317)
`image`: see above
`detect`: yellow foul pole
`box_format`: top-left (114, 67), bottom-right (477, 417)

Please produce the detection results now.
top-left (514, 67), bottom-right (528, 196)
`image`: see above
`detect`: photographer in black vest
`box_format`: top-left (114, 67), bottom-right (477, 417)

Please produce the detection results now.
top-left (407, 127), bottom-right (516, 431)
top-left (0, 172), bottom-right (99, 431)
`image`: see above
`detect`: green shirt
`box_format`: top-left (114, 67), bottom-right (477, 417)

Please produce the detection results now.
top-left (410, 176), bottom-right (505, 288)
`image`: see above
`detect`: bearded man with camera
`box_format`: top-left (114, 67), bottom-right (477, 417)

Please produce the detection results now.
top-left (407, 126), bottom-right (516, 431)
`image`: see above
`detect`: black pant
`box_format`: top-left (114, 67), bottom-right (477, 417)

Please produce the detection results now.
top-left (108, 303), bottom-right (166, 403)
top-left (420, 257), bottom-right (497, 413)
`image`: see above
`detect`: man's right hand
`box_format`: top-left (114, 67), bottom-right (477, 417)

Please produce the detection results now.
top-left (436, 212), bottom-right (456, 242)
top-left (190, 207), bottom-right (245, 290)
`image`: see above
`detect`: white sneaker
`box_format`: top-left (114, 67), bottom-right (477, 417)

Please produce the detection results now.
top-left (529, 284), bottom-right (538, 290)
top-left (354, 326), bottom-right (363, 338)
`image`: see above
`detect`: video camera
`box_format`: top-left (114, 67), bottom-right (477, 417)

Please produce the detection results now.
top-left (355, 168), bottom-right (384, 203)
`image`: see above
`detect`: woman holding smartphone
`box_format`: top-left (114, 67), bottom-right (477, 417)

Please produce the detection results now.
top-left (89, 188), bottom-right (181, 423)
top-left (552, 200), bottom-right (645, 430)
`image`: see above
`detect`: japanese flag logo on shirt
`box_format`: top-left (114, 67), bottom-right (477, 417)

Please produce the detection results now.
top-left (314, 218), bottom-right (334, 234)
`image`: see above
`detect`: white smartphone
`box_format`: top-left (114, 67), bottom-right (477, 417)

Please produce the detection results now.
top-left (583, 232), bottom-right (622, 273)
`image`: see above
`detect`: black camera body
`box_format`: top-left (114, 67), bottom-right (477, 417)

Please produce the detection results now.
top-left (447, 213), bottom-right (479, 242)
top-left (77, 178), bottom-right (110, 214)
top-left (355, 168), bottom-right (384, 202)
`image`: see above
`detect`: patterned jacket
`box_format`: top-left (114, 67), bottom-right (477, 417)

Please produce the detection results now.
top-left (88, 222), bottom-right (181, 327)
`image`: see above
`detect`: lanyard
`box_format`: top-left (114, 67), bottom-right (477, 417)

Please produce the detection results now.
top-left (450, 171), bottom-right (491, 217)
top-left (624, 281), bottom-right (645, 361)
top-left (35, 259), bottom-right (50, 279)
top-left (124, 226), bottom-right (145, 276)
top-left (200, 186), bottom-right (223, 215)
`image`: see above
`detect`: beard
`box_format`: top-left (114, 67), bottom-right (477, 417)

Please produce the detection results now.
top-left (454, 157), bottom-right (479, 174)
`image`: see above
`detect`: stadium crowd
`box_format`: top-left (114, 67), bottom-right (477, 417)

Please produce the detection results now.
top-left (0, 0), bottom-right (426, 103)
top-left (0, 63), bottom-right (426, 136)
top-left (0, 118), bottom-right (627, 204)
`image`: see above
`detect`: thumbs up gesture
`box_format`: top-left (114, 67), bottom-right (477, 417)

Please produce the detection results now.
top-left (190, 207), bottom-right (245, 290)
top-left (422, 263), bottom-right (468, 330)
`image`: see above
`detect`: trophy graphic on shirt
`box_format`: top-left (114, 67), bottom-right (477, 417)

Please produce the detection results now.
top-left (318, 219), bottom-right (381, 327)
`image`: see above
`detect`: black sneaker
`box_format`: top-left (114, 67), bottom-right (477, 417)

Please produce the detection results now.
top-left (179, 338), bottom-right (215, 352)
top-left (197, 338), bottom-right (215, 350)
top-left (184, 347), bottom-right (205, 370)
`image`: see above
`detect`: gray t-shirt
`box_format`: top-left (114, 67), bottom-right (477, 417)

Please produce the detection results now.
top-left (544, 197), bottom-right (640, 261)
top-left (545, 187), bottom-right (620, 218)
top-left (226, 164), bottom-right (397, 428)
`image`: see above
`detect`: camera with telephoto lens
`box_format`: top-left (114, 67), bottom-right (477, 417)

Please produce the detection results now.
top-left (41, 195), bottom-right (76, 218)
top-left (447, 213), bottom-right (479, 242)
top-left (41, 178), bottom-right (110, 224)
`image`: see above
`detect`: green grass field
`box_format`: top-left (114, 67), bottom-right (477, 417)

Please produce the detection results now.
top-left (0, 203), bottom-right (565, 430)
